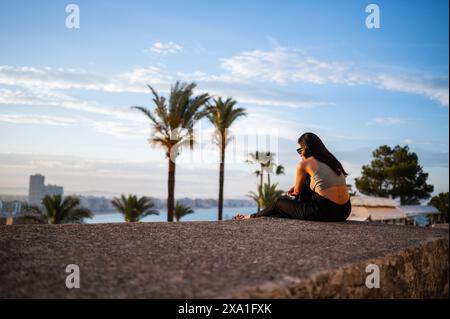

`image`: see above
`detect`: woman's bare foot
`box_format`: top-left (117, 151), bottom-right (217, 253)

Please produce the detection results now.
top-left (233, 214), bottom-right (251, 220)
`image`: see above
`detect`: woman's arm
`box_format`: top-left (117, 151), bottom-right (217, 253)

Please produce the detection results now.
top-left (293, 161), bottom-right (308, 196)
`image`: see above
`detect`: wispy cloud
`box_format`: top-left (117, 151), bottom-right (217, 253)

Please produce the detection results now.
top-left (0, 110), bottom-right (149, 140)
top-left (89, 120), bottom-right (148, 140)
top-left (367, 117), bottom-right (405, 126)
top-left (0, 113), bottom-right (77, 126)
top-left (0, 65), bottom-right (105, 90)
top-left (0, 45), bottom-right (448, 118)
top-left (218, 48), bottom-right (366, 85)
top-left (375, 74), bottom-right (449, 107)
top-left (118, 66), bottom-right (172, 87)
top-left (235, 110), bottom-right (325, 142)
top-left (0, 65), bottom-right (328, 109)
top-left (0, 86), bottom-right (151, 139)
top-left (0, 65), bottom-right (165, 94)
top-left (216, 47), bottom-right (449, 106)
top-left (0, 87), bottom-right (144, 122)
top-left (147, 41), bottom-right (182, 55)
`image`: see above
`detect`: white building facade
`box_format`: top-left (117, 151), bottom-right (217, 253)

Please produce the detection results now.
top-left (348, 195), bottom-right (441, 226)
top-left (28, 174), bottom-right (63, 205)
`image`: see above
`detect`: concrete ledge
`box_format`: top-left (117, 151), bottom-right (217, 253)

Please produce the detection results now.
top-left (0, 219), bottom-right (448, 298)
top-left (226, 238), bottom-right (448, 298)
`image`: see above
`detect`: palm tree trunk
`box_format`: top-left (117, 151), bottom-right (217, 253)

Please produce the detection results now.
top-left (267, 174), bottom-right (271, 187)
top-left (258, 170), bottom-right (263, 213)
top-left (256, 173), bottom-right (261, 212)
top-left (259, 168), bottom-right (263, 188)
top-left (218, 137), bottom-right (226, 221)
top-left (167, 158), bottom-right (176, 222)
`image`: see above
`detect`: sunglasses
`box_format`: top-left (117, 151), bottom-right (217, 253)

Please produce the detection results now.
top-left (296, 147), bottom-right (304, 155)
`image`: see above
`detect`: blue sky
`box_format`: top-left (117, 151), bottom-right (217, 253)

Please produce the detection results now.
top-left (0, 0), bottom-right (448, 199)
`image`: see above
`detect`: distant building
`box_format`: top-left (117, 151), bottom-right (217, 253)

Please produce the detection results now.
top-left (28, 174), bottom-right (63, 205)
top-left (28, 174), bottom-right (45, 205)
top-left (349, 195), bottom-right (405, 223)
top-left (45, 184), bottom-right (64, 197)
top-left (78, 196), bottom-right (113, 211)
top-left (348, 195), bottom-right (442, 227)
top-left (0, 200), bottom-right (27, 226)
top-left (401, 205), bottom-right (441, 226)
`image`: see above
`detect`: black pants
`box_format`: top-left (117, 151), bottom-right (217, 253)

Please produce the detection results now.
top-left (250, 177), bottom-right (351, 222)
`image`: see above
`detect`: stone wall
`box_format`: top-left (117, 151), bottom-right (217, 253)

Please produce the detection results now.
top-left (228, 237), bottom-right (449, 298)
top-left (0, 219), bottom-right (448, 298)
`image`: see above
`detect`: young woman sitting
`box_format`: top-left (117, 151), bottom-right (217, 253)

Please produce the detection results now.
top-left (234, 132), bottom-right (351, 222)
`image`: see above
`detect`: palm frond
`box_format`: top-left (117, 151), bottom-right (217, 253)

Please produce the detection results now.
top-left (111, 194), bottom-right (159, 222)
top-left (174, 202), bottom-right (194, 221)
top-left (206, 97), bottom-right (246, 131)
top-left (247, 183), bottom-right (284, 209)
top-left (131, 106), bottom-right (159, 126)
top-left (30, 194), bottom-right (92, 224)
top-left (134, 81), bottom-right (210, 158)
top-left (61, 208), bottom-right (93, 224)
top-left (275, 165), bottom-right (285, 175)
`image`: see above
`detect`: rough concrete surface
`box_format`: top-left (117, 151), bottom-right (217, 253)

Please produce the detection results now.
top-left (0, 219), bottom-right (448, 298)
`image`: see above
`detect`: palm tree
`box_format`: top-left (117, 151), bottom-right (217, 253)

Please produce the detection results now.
top-left (132, 82), bottom-right (210, 221)
top-left (247, 151), bottom-right (279, 211)
top-left (174, 202), bottom-right (194, 221)
top-left (111, 194), bottom-right (159, 222)
top-left (267, 163), bottom-right (285, 187)
top-left (248, 183), bottom-right (284, 210)
top-left (24, 194), bottom-right (92, 224)
top-left (205, 97), bottom-right (247, 220)
top-left (247, 151), bottom-right (276, 186)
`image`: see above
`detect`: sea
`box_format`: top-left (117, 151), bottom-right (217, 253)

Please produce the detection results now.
top-left (86, 206), bottom-right (258, 223)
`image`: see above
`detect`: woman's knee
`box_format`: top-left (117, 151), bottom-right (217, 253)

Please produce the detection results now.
top-left (274, 197), bottom-right (293, 212)
top-left (274, 197), bottom-right (284, 208)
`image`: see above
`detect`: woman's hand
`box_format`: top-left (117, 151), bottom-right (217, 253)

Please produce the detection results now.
top-left (233, 214), bottom-right (251, 220)
top-left (287, 186), bottom-right (295, 195)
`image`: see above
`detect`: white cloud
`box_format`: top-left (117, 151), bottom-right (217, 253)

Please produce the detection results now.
top-left (0, 65), bottom-right (328, 110)
top-left (0, 113), bottom-right (77, 126)
top-left (236, 111), bottom-right (324, 142)
top-left (0, 65), bottom-right (105, 90)
top-left (219, 48), bottom-right (367, 85)
top-left (119, 66), bottom-right (170, 86)
top-left (0, 87), bottom-right (144, 123)
top-left (375, 74), bottom-right (449, 107)
top-left (217, 48), bottom-right (448, 106)
top-left (367, 117), bottom-right (405, 126)
top-left (89, 120), bottom-right (149, 140)
top-left (172, 77), bottom-right (332, 109)
top-left (0, 87), bottom-right (152, 139)
top-left (0, 44), bottom-right (448, 119)
top-left (0, 110), bottom-right (149, 140)
top-left (0, 65), bottom-right (165, 94)
top-left (148, 41), bottom-right (182, 55)
top-left (233, 96), bottom-right (329, 109)
top-left (175, 48), bottom-right (448, 107)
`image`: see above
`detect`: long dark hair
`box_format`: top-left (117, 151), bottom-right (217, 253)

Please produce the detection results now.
top-left (298, 132), bottom-right (348, 177)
